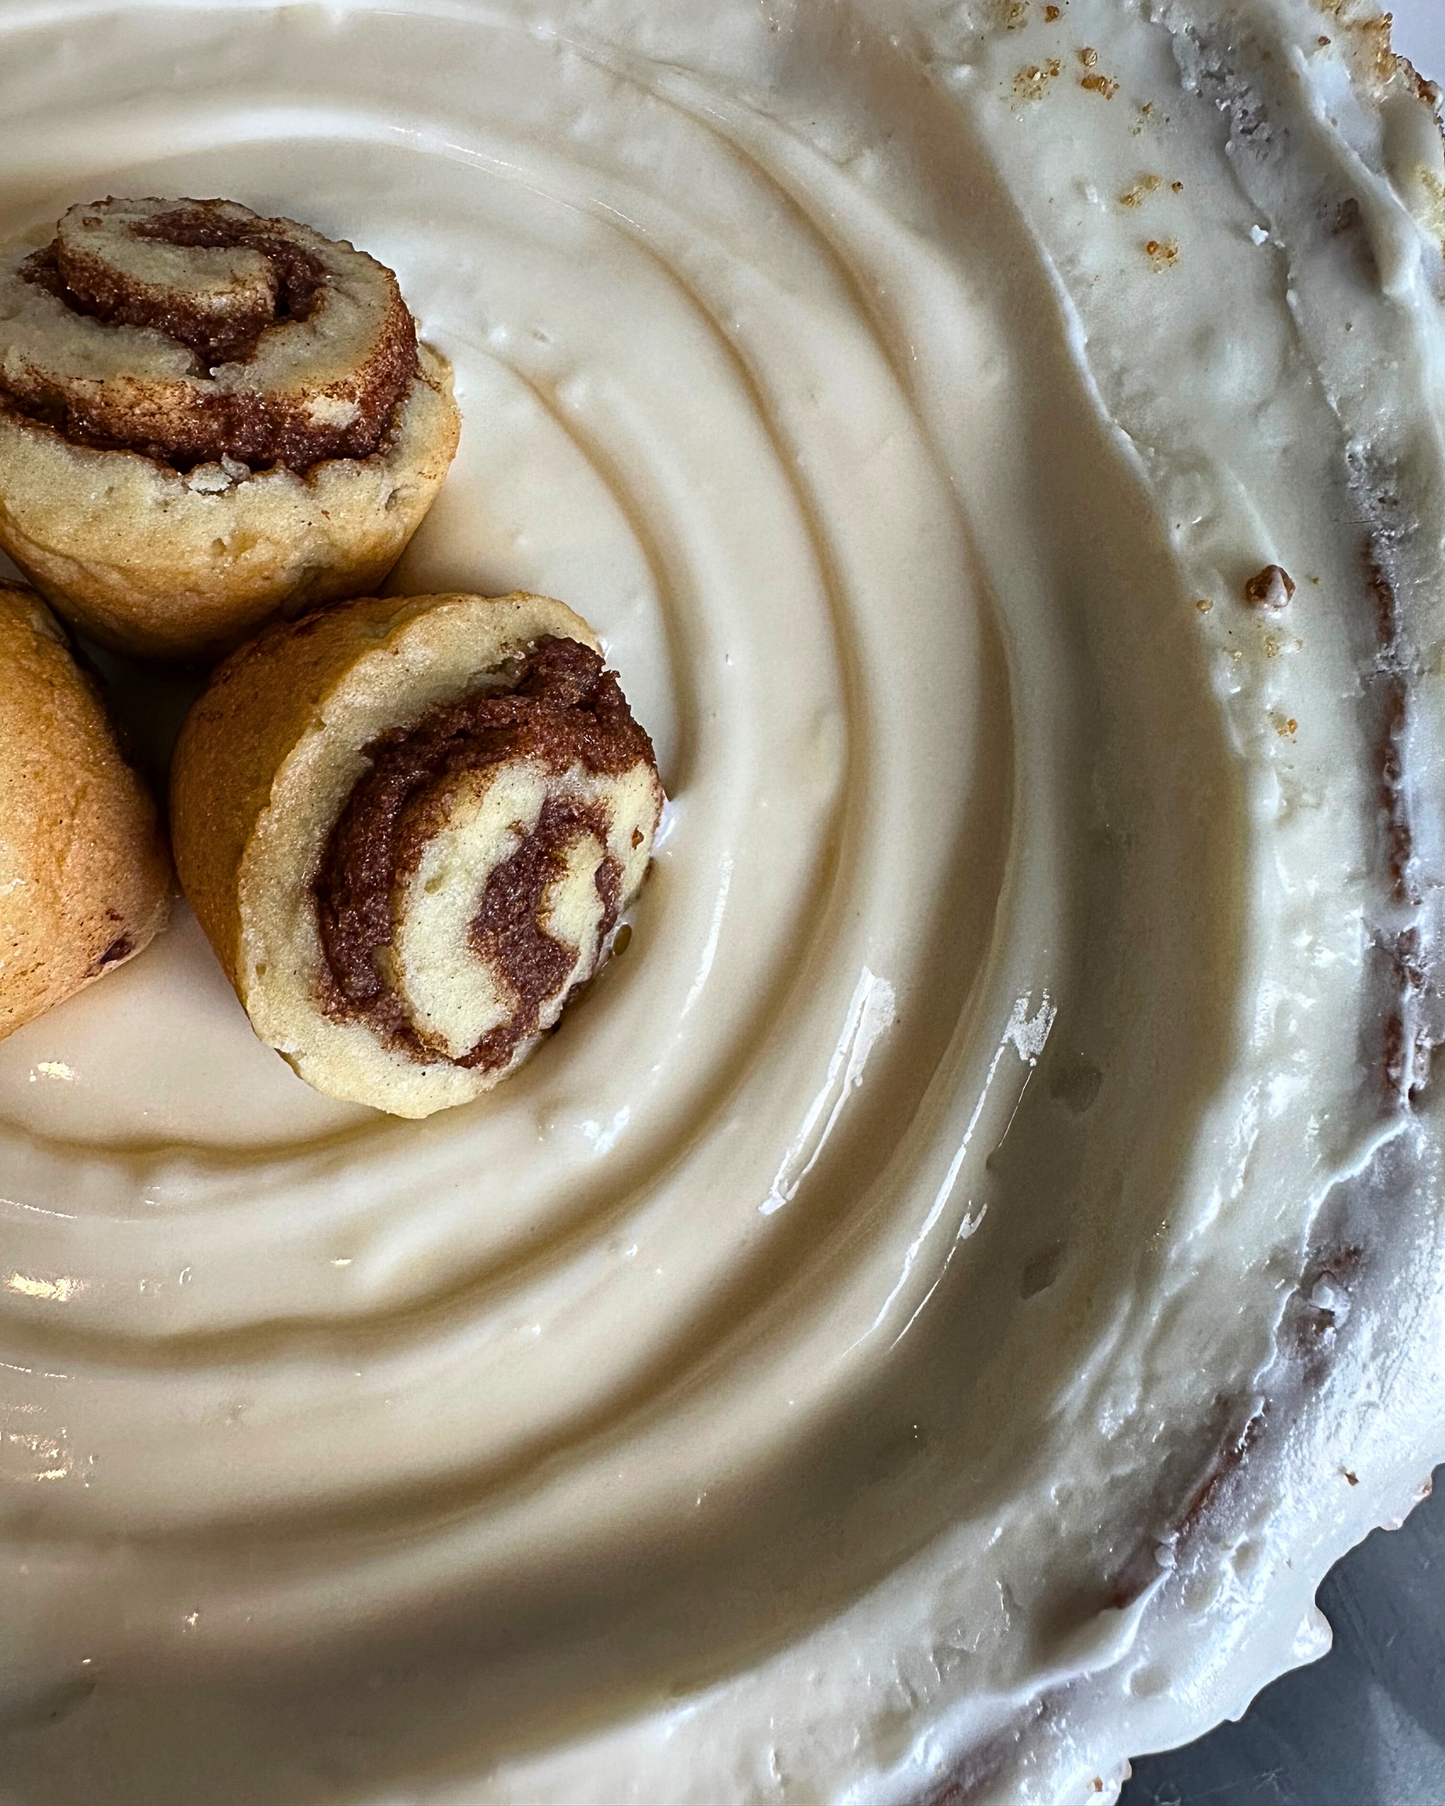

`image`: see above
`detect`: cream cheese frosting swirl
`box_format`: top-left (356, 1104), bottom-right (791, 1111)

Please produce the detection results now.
top-left (0, 1), bottom-right (1442, 1803)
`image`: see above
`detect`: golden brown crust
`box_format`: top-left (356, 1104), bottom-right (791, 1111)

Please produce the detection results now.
top-left (0, 580), bottom-right (171, 1040)
top-left (0, 344), bottom-right (460, 661)
top-left (170, 590), bottom-right (438, 983)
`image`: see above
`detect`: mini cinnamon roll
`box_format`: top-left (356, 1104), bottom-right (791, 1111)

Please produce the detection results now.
top-left (0, 198), bottom-right (460, 660)
top-left (170, 592), bottom-right (664, 1117)
top-left (0, 580), bottom-right (171, 1040)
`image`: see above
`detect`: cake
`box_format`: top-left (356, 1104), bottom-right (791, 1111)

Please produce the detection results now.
top-left (0, 0), bottom-right (1439, 1801)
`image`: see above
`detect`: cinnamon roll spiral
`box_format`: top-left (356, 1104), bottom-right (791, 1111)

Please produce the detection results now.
top-left (170, 592), bottom-right (664, 1117)
top-left (0, 198), bottom-right (460, 660)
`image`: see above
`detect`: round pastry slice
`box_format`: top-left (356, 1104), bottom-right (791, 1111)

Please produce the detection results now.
top-left (0, 579), bottom-right (171, 1040)
top-left (170, 591), bottom-right (664, 1117)
top-left (0, 197), bottom-right (461, 660)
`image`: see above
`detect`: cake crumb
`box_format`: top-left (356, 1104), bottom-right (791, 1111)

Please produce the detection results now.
top-left (1014, 59), bottom-right (1061, 100)
top-left (1244, 563), bottom-right (1296, 608)
top-left (1044, 3), bottom-right (1060, 17)
top-left (1079, 45), bottom-right (1098, 66)
top-left (1344, 1469), bottom-right (1359, 1485)
top-left (1332, 195), bottom-right (1363, 236)
top-left (1144, 237), bottom-right (1179, 269)
top-left (1082, 71), bottom-right (1120, 98)
top-left (1119, 173), bottom-right (1162, 206)
top-left (1195, 598), bottom-right (1213, 613)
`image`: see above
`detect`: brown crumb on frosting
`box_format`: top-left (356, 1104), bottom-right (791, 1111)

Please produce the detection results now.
top-left (1244, 563), bottom-right (1296, 608)
top-left (1144, 237), bottom-right (1179, 269)
top-left (1013, 60), bottom-right (1061, 102)
top-left (1119, 173), bottom-right (1162, 207)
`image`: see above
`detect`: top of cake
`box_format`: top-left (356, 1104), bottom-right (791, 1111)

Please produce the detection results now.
top-left (0, 0), bottom-right (1440, 1801)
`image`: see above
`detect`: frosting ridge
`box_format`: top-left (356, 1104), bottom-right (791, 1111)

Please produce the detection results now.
top-left (0, 1), bottom-right (1439, 1801)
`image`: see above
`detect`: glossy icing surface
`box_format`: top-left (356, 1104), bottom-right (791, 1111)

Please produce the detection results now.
top-left (0, 2), bottom-right (1442, 1800)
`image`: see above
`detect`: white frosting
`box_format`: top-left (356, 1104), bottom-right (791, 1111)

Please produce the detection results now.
top-left (0, 1), bottom-right (1442, 1800)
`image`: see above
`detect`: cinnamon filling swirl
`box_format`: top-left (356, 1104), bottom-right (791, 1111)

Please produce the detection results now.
top-left (0, 197), bottom-right (419, 470)
top-left (314, 638), bottom-right (661, 1072)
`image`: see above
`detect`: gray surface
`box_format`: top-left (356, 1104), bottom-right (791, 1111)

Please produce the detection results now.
top-left (1121, 1469), bottom-right (1445, 1806)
